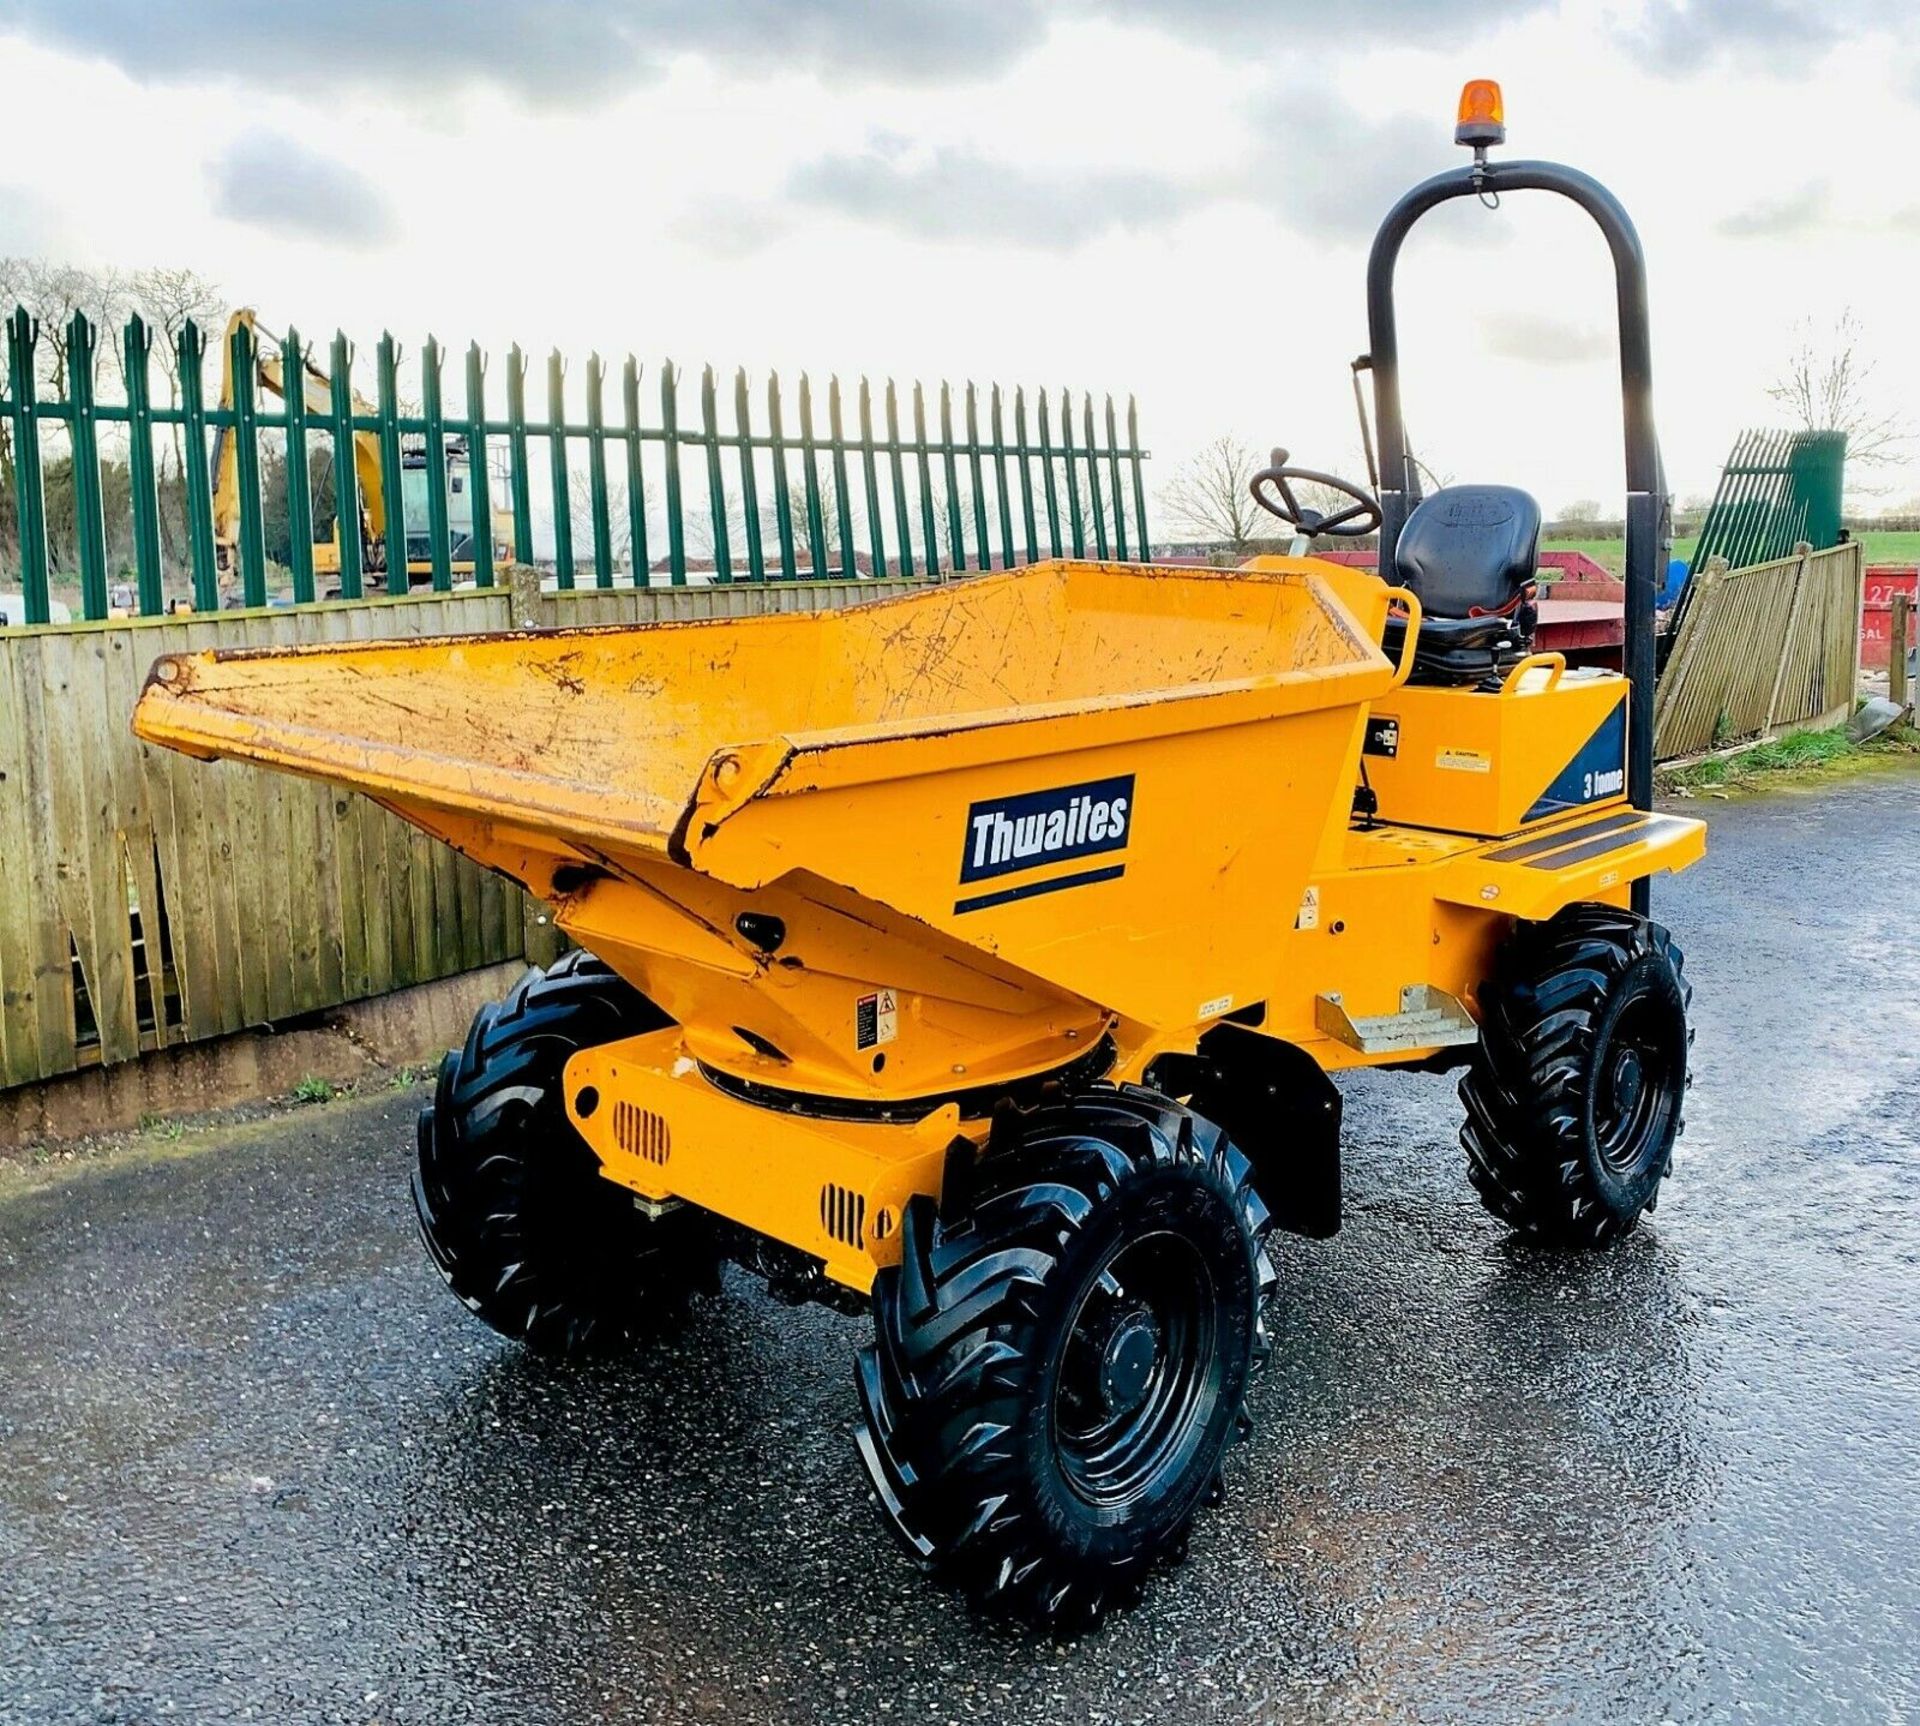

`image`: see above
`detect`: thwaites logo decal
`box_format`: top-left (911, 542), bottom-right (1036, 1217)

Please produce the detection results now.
top-left (954, 773), bottom-right (1134, 914)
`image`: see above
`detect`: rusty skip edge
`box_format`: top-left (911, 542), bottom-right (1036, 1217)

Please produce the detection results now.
top-left (128, 557), bottom-right (1367, 676)
top-left (130, 676), bottom-right (692, 859)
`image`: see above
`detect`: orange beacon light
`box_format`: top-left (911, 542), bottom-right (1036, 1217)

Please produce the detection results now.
top-left (1456, 80), bottom-right (1506, 149)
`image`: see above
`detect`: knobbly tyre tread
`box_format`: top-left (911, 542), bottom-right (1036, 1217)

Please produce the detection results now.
top-left (855, 1083), bottom-right (1276, 1629)
top-left (413, 950), bottom-right (720, 1356)
top-left (1460, 902), bottom-right (1692, 1247)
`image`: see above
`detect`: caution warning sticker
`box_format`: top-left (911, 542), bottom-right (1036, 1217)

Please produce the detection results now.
top-left (856, 989), bottom-right (898, 1051)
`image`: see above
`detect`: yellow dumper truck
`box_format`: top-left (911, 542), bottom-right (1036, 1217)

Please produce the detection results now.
top-left (134, 87), bottom-right (1702, 1626)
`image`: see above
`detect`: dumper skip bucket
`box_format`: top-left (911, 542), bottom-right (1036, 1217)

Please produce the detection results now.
top-left (135, 560), bottom-right (1403, 1083)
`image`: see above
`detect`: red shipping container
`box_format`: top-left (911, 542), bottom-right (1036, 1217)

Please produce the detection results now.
top-left (1862, 565), bottom-right (1917, 669)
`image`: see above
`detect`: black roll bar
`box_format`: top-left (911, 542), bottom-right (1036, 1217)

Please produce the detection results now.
top-left (1364, 158), bottom-right (1669, 911)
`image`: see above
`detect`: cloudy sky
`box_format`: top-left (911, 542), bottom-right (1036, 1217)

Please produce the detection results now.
top-left (2, 0), bottom-right (1917, 524)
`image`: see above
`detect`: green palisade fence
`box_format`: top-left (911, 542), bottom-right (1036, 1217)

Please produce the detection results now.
top-left (0, 307), bottom-right (1151, 623)
top-left (1690, 427), bottom-right (1848, 579)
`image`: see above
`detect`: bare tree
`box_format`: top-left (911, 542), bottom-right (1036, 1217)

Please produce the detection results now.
top-left (0, 259), bottom-right (23, 490)
top-left (2, 260), bottom-right (221, 411)
top-left (0, 255), bottom-right (28, 322)
top-left (1158, 434), bottom-right (1277, 554)
top-left (1160, 435), bottom-right (1383, 553)
top-left (684, 463), bottom-right (858, 572)
top-left (2, 260), bottom-right (129, 397)
top-left (1292, 475), bottom-right (1372, 526)
top-left (1767, 308), bottom-right (1908, 470)
top-left (125, 268), bottom-right (225, 568)
top-left (128, 266), bottom-right (225, 448)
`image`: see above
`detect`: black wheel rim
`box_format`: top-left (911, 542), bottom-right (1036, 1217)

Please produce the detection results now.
top-left (1051, 1231), bottom-right (1220, 1510)
top-left (1593, 993), bottom-right (1682, 1175)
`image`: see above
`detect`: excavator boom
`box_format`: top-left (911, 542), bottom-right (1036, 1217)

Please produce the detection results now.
top-left (208, 308), bottom-right (489, 593)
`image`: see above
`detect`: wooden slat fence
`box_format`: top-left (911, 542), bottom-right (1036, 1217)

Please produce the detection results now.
top-left (1653, 541), bottom-right (1863, 760)
top-left (0, 577), bottom-right (916, 1091)
top-left (11, 537), bottom-right (1867, 1092)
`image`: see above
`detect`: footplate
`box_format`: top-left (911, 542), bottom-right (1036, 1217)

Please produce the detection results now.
top-left (1436, 808), bottom-right (1706, 920)
top-left (1315, 984), bottom-right (1478, 1056)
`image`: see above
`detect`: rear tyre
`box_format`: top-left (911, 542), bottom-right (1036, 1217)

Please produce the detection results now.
top-left (1461, 903), bottom-right (1691, 1246)
top-left (855, 1086), bottom-right (1274, 1628)
top-left (413, 950), bottom-right (721, 1356)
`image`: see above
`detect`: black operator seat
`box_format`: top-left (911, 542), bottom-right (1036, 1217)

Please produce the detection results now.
top-left (1380, 484), bottom-right (1541, 686)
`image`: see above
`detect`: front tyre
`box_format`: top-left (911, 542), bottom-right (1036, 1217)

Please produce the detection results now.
top-left (413, 951), bottom-right (721, 1356)
top-left (1461, 903), bottom-right (1691, 1246)
top-left (855, 1086), bottom-right (1274, 1628)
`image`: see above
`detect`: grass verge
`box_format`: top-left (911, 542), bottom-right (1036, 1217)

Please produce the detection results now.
top-left (1660, 719), bottom-right (1920, 794)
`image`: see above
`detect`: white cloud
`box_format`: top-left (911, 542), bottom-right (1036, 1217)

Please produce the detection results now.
top-left (1715, 181), bottom-right (1833, 240)
top-left (208, 131), bottom-right (398, 249)
top-left (1481, 312), bottom-right (1610, 366)
top-left (788, 144), bottom-right (1199, 248)
top-left (0, 183), bottom-right (63, 256)
top-left (4, 1), bottom-right (1920, 512)
top-left (1, 0), bottom-right (1054, 102)
top-left (1632, 0), bottom-right (1910, 70)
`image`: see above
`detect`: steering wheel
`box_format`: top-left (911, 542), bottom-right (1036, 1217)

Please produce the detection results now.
top-left (1250, 448), bottom-right (1382, 539)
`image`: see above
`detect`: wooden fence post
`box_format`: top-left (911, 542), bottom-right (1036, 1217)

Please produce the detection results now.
top-left (1844, 539), bottom-right (1864, 723)
top-left (1893, 592), bottom-right (1912, 714)
top-left (506, 560), bottom-right (544, 631)
top-left (1763, 541), bottom-right (1814, 734)
top-left (1651, 555), bottom-right (1726, 756)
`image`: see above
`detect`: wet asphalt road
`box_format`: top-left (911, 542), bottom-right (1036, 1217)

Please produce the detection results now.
top-left (3, 774), bottom-right (1918, 1725)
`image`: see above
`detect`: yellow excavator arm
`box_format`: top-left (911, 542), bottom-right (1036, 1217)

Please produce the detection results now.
top-left (210, 308), bottom-right (388, 579)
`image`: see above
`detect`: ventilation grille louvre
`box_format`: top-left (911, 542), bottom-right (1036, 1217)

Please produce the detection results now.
top-left (820, 1183), bottom-right (866, 1249)
top-left (613, 1100), bottom-right (670, 1165)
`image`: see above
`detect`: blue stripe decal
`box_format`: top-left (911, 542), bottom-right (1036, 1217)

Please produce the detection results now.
top-left (1523, 700), bottom-right (1628, 824)
top-left (954, 864), bottom-right (1125, 915)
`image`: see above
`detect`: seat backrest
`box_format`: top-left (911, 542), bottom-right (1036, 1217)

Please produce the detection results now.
top-left (1392, 485), bottom-right (1541, 618)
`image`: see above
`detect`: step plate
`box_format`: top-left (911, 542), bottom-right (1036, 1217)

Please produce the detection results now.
top-left (1315, 985), bottom-right (1479, 1056)
top-left (1437, 808), bottom-right (1707, 919)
